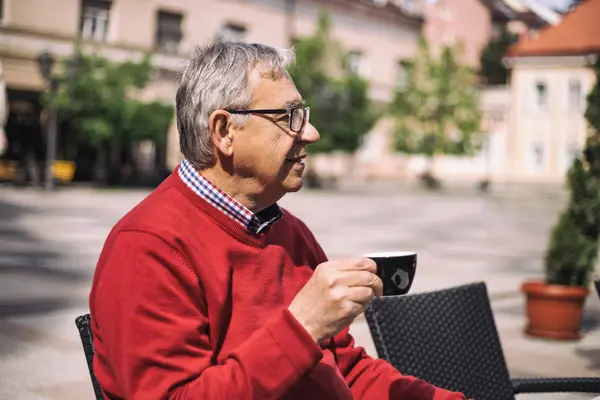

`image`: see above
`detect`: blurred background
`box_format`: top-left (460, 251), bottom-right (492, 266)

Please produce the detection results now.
top-left (0, 0), bottom-right (600, 399)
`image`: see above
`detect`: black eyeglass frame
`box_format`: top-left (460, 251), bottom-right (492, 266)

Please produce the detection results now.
top-left (227, 106), bottom-right (310, 133)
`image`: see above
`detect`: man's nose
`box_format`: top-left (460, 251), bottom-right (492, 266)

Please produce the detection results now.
top-left (298, 122), bottom-right (320, 144)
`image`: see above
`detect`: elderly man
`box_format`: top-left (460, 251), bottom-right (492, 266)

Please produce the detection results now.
top-left (89, 42), bottom-right (466, 400)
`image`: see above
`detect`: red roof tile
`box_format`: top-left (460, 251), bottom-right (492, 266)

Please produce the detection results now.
top-left (507, 0), bottom-right (600, 57)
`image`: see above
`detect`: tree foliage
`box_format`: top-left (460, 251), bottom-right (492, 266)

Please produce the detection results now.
top-left (288, 12), bottom-right (377, 153)
top-left (544, 58), bottom-right (600, 286)
top-left (389, 39), bottom-right (483, 162)
top-left (585, 58), bottom-right (600, 138)
top-left (47, 52), bottom-right (174, 149)
top-left (479, 26), bottom-right (518, 85)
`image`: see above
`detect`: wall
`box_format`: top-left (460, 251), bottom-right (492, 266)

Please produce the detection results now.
top-left (423, 0), bottom-right (492, 68)
top-left (0, 0), bottom-right (423, 170)
top-left (508, 56), bottom-right (596, 182)
top-left (5, 0), bottom-right (80, 37)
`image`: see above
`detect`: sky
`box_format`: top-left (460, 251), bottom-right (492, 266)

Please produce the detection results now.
top-left (423, 0), bottom-right (573, 11)
top-left (537, 0), bottom-right (571, 10)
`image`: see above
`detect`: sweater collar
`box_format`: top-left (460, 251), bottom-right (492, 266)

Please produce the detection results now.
top-left (177, 159), bottom-right (283, 234)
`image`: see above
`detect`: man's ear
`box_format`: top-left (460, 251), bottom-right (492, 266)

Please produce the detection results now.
top-left (209, 110), bottom-right (234, 157)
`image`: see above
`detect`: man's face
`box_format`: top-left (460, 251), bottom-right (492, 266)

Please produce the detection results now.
top-left (231, 72), bottom-right (320, 197)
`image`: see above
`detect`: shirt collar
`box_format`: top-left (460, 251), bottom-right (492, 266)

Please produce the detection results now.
top-left (178, 159), bottom-right (283, 234)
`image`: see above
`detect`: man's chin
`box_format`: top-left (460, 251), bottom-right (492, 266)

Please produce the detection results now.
top-left (282, 176), bottom-right (304, 193)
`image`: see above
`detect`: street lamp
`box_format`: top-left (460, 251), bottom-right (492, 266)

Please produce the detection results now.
top-left (37, 50), bottom-right (58, 191)
top-left (37, 51), bottom-right (55, 83)
top-left (37, 50), bottom-right (81, 190)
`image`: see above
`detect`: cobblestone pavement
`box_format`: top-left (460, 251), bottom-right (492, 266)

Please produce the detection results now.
top-left (0, 185), bottom-right (598, 399)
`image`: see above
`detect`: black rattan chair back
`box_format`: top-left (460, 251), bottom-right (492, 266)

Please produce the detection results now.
top-left (595, 279), bottom-right (600, 299)
top-left (75, 313), bottom-right (105, 399)
top-left (365, 282), bottom-right (514, 400)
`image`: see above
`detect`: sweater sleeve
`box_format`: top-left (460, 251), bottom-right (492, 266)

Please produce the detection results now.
top-left (90, 231), bottom-right (322, 400)
top-left (295, 219), bottom-right (468, 400)
top-left (329, 329), bottom-right (467, 400)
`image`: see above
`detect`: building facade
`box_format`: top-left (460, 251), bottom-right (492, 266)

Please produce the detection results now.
top-left (423, 0), bottom-right (560, 69)
top-left (423, 0), bottom-right (492, 67)
top-left (406, 0), bottom-right (596, 186)
top-left (0, 0), bottom-right (424, 176)
top-left (344, 0), bottom-right (562, 186)
top-left (504, 0), bottom-right (599, 183)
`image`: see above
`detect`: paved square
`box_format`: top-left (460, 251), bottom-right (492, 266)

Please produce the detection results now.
top-left (0, 185), bottom-right (598, 399)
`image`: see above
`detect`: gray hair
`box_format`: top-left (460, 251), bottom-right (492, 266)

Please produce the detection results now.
top-left (176, 42), bottom-right (295, 170)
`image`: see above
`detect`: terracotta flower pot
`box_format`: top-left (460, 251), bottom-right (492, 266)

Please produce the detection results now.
top-left (521, 280), bottom-right (589, 340)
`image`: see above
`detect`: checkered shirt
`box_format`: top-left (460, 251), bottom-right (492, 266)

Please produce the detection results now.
top-left (178, 159), bottom-right (282, 234)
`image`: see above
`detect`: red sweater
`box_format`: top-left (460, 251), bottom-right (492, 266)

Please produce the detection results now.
top-left (89, 171), bottom-right (466, 400)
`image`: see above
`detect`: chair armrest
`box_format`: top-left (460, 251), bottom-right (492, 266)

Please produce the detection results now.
top-left (512, 377), bottom-right (600, 394)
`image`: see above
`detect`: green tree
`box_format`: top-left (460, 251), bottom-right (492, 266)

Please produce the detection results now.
top-left (389, 39), bottom-right (483, 182)
top-left (585, 59), bottom-right (600, 137)
top-left (288, 12), bottom-right (377, 154)
top-left (544, 58), bottom-right (600, 286)
top-left (46, 52), bottom-right (174, 182)
top-left (479, 26), bottom-right (518, 85)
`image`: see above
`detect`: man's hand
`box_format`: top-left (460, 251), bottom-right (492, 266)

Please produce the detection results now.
top-left (288, 257), bottom-right (383, 343)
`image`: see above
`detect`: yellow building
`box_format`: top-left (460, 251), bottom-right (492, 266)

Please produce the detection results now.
top-left (503, 0), bottom-right (600, 183)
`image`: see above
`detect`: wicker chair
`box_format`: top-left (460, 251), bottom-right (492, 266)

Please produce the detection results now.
top-left (595, 279), bottom-right (600, 299)
top-left (75, 314), bottom-right (105, 399)
top-left (365, 282), bottom-right (600, 400)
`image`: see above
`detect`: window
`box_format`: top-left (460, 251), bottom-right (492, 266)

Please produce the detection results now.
top-left (370, 0), bottom-right (388, 6)
top-left (395, 60), bottom-right (408, 90)
top-left (155, 11), bottom-right (183, 54)
top-left (534, 145), bottom-right (544, 166)
top-left (402, 0), bottom-right (416, 13)
top-left (568, 79), bottom-right (582, 111)
top-left (347, 51), bottom-right (363, 76)
top-left (565, 142), bottom-right (582, 163)
top-left (534, 80), bottom-right (548, 110)
top-left (361, 0), bottom-right (387, 6)
top-left (527, 142), bottom-right (545, 172)
top-left (219, 23), bottom-right (247, 42)
top-left (565, 142), bottom-right (580, 170)
top-left (568, 144), bottom-right (579, 159)
top-left (80, 0), bottom-right (111, 42)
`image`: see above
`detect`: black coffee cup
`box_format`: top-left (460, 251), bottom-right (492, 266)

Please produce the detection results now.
top-left (363, 251), bottom-right (417, 296)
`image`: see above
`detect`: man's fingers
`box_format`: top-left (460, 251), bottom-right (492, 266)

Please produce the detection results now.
top-left (371, 275), bottom-right (383, 297)
top-left (345, 286), bottom-right (376, 305)
top-left (337, 270), bottom-right (377, 288)
top-left (338, 257), bottom-right (377, 273)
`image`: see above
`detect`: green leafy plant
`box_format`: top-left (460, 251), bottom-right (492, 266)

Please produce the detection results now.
top-left (288, 12), bottom-right (377, 154)
top-left (49, 52), bottom-right (173, 147)
top-left (479, 26), bottom-right (518, 85)
top-left (389, 38), bottom-right (483, 183)
top-left (43, 51), bottom-right (174, 182)
top-left (544, 58), bottom-right (600, 286)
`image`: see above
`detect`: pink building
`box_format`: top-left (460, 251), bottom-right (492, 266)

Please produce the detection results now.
top-left (423, 0), bottom-right (561, 68)
top-left (423, 0), bottom-right (492, 67)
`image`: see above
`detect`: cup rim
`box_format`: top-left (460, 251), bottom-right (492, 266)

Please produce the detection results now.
top-left (362, 251), bottom-right (416, 258)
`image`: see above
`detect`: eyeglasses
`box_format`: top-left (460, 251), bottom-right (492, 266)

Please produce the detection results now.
top-left (227, 106), bottom-right (310, 133)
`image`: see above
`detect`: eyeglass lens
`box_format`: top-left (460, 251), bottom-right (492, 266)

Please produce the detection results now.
top-left (290, 108), bottom-right (309, 132)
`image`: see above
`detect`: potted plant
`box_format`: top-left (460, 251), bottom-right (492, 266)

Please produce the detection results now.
top-left (521, 59), bottom-right (600, 340)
